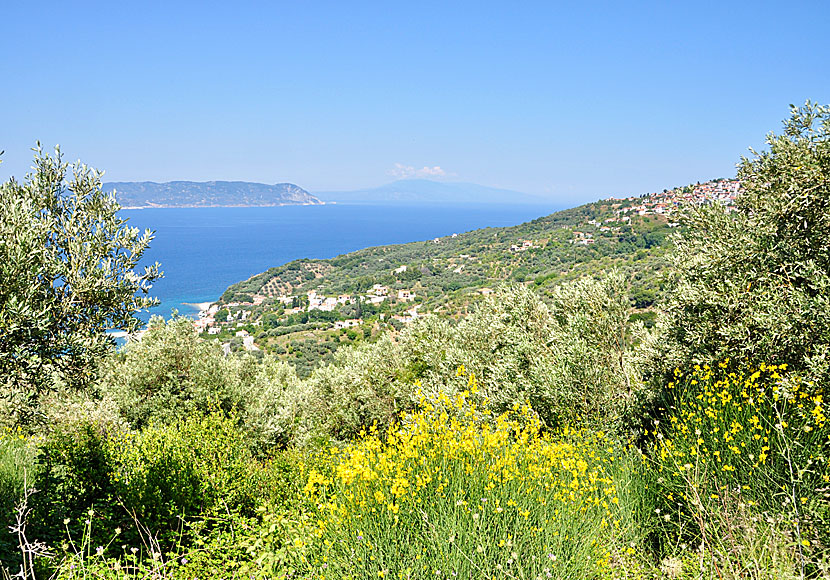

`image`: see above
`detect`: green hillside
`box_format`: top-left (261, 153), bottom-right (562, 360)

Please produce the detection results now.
top-left (213, 195), bottom-right (680, 375)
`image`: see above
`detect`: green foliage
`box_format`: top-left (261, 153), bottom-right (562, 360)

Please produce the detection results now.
top-left (29, 413), bottom-right (263, 554)
top-left (31, 419), bottom-right (120, 546)
top-left (308, 278), bottom-right (640, 440)
top-left (104, 316), bottom-right (240, 428)
top-left (113, 413), bottom-right (259, 535)
top-left (103, 315), bottom-right (308, 450)
top-left (660, 102), bottom-right (830, 382)
top-left (648, 363), bottom-right (829, 575)
top-left (544, 272), bottom-right (636, 423)
top-left (0, 147), bottom-right (161, 425)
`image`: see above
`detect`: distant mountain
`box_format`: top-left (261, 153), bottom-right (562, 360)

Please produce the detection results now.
top-left (316, 179), bottom-right (545, 205)
top-left (104, 181), bottom-right (323, 208)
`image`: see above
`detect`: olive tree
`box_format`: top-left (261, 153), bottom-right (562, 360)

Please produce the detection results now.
top-left (0, 146), bottom-right (161, 424)
top-left (660, 101), bottom-right (830, 380)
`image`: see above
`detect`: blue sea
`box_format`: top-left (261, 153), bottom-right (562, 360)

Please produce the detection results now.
top-left (121, 203), bottom-right (561, 321)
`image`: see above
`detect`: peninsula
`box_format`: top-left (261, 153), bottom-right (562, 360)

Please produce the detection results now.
top-left (104, 180), bottom-right (323, 208)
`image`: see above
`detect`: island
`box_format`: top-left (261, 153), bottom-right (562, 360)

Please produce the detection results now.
top-left (104, 180), bottom-right (323, 208)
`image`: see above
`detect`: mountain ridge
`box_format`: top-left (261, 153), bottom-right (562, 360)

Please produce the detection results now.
top-left (104, 180), bottom-right (323, 208)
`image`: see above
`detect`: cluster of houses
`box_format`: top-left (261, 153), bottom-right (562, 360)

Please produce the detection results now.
top-left (565, 180), bottom-right (742, 245)
top-left (613, 179), bottom-right (741, 217)
top-left (392, 304), bottom-right (421, 324)
top-left (306, 290), bottom-right (354, 311)
top-left (301, 284), bottom-right (416, 312)
top-left (509, 239), bottom-right (540, 252)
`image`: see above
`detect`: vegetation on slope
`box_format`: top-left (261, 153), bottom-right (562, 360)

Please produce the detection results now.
top-left (1, 102), bottom-right (829, 579)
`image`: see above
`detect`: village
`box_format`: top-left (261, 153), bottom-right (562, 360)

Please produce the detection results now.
top-left (568, 179), bottom-right (741, 245)
top-left (190, 277), bottom-right (422, 354)
top-left (613, 178), bottom-right (741, 216)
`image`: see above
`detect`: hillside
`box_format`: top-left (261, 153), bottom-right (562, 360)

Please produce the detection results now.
top-left (316, 179), bottom-right (545, 204)
top-left (209, 201), bottom-right (665, 375)
top-left (104, 180), bottom-right (323, 208)
top-left (204, 179), bottom-right (740, 376)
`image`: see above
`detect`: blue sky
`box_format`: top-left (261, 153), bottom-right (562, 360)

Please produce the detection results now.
top-left (1, 1), bottom-right (828, 203)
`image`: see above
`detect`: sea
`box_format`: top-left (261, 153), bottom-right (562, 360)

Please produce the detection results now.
top-left (120, 202), bottom-right (561, 322)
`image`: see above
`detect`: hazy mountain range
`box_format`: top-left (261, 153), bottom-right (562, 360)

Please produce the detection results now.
top-left (104, 181), bottom-right (322, 208)
top-left (316, 179), bottom-right (545, 204)
top-left (104, 179), bottom-right (545, 208)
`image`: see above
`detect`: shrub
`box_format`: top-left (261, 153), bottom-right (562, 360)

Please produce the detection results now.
top-left (650, 363), bottom-right (829, 575)
top-left (103, 315), bottom-right (241, 428)
top-left (295, 373), bottom-right (643, 579)
top-left (112, 412), bottom-right (259, 536)
top-left (30, 419), bottom-right (120, 546)
top-left (28, 412), bottom-right (263, 557)
top-left (103, 316), bottom-right (305, 452)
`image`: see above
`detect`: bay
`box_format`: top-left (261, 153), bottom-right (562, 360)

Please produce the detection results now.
top-left (120, 202), bottom-right (561, 321)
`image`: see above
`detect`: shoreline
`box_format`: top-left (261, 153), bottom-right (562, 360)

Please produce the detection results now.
top-left (120, 201), bottom-right (326, 210)
top-left (182, 301), bottom-right (216, 312)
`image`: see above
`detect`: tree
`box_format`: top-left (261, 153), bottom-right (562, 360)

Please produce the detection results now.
top-left (0, 146), bottom-right (161, 423)
top-left (658, 101), bottom-right (830, 380)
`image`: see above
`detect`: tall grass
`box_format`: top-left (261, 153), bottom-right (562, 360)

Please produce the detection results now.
top-left (295, 369), bottom-right (644, 579)
top-left (650, 362), bottom-right (829, 577)
top-left (0, 427), bottom-right (38, 569)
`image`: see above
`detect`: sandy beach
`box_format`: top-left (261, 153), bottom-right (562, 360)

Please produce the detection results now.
top-left (183, 301), bottom-right (216, 312)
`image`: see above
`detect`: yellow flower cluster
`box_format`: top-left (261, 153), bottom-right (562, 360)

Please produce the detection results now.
top-left (656, 362), bottom-right (829, 516)
top-left (302, 369), bottom-right (628, 578)
top-left (0, 425), bottom-right (27, 442)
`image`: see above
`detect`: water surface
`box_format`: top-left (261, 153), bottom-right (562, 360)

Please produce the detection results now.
top-left (121, 203), bottom-right (561, 320)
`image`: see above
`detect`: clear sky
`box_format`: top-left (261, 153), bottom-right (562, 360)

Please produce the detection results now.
top-left (1, 1), bottom-right (828, 203)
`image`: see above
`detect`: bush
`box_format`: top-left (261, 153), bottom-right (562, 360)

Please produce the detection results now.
top-left (649, 363), bottom-right (829, 575)
top-left (103, 316), bottom-right (305, 452)
top-left (30, 419), bottom-right (120, 546)
top-left (28, 412), bottom-right (263, 555)
top-left (104, 316), bottom-right (241, 428)
top-left (112, 413), bottom-right (259, 536)
top-left (296, 378), bottom-right (642, 578)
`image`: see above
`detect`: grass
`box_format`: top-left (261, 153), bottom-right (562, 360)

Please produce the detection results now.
top-left (0, 428), bottom-right (38, 568)
top-left (294, 372), bottom-right (645, 579)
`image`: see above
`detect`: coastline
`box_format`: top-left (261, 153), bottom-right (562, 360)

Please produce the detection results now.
top-left (183, 301), bottom-right (216, 312)
top-left (120, 201), bottom-right (326, 210)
